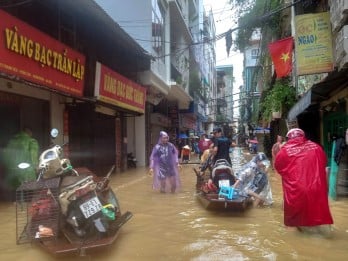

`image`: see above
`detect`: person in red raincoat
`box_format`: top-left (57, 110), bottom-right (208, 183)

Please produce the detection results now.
top-left (274, 128), bottom-right (333, 234)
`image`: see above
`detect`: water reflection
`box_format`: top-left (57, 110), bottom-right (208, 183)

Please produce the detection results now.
top-left (0, 148), bottom-right (348, 260)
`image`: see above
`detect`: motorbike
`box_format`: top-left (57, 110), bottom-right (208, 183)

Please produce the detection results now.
top-left (127, 152), bottom-right (137, 168)
top-left (15, 128), bottom-right (132, 256)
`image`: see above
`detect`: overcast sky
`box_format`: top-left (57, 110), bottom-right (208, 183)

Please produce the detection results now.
top-left (203, 0), bottom-right (244, 89)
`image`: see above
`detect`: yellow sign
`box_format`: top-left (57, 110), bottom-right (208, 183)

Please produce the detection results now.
top-left (295, 12), bottom-right (334, 75)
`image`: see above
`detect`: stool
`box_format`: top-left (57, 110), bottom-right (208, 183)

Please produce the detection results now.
top-left (218, 186), bottom-right (234, 200)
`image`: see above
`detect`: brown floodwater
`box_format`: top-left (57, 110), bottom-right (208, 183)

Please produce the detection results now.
top-left (1, 148), bottom-right (348, 260)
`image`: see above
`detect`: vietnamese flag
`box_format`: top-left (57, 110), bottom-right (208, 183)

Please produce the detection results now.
top-left (268, 37), bottom-right (294, 78)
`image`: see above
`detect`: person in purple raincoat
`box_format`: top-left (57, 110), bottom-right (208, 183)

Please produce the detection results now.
top-left (149, 131), bottom-right (181, 193)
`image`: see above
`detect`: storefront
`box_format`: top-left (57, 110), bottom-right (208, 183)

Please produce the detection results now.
top-left (288, 68), bottom-right (348, 144)
top-left (0, 9), bottom-right (86, 197)
top-left (89, 62), bottom-right (147, 172)
top-left (150, 112), bottom-right (171, 147)
top-left (180, 113), bottom-right (197, 136)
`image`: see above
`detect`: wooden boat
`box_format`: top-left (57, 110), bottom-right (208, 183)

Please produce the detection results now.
top-left (196, 191), bottom-right (252, 211)
top-left (36, 209), bottom-right (132, 256)
top-left (16, 167), bottom-right (133, 257)
top-left (194, 160), bottom-right (252, 211)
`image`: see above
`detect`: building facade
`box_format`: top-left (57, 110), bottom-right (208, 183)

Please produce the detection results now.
top-left (95, 0), bottom-right (217, 156)
top-left (0, 0), bottom-right (151, 198)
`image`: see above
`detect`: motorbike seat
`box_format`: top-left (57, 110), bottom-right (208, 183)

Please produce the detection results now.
top-left (212, 167), bottom-right (236, 188)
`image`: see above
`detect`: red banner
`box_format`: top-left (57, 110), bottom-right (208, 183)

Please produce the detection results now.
top-left (0, 10), bottom-right (85, 96)
top-left (268, 37), bottom-right (294, 78)
top-left (94, 62), bottom-right (146, 114)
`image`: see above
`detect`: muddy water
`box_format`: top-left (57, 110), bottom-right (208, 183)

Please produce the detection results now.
top-left (1, 148), bottom-right (348, 260)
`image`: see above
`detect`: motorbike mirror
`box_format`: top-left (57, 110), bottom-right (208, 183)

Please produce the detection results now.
top-left (50, 128), bottom-right (59, 138)
top-left (18, 162), bottom-right (30, 169)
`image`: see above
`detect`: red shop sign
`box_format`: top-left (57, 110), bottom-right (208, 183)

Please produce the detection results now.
top-left (0, 10), bottom-right (85, 96)
top-left (94, 62), bottom-right (146, 114)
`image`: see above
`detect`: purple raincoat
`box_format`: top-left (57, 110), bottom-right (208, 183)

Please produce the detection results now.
top-left (150, 131), bottom-right (181, 193)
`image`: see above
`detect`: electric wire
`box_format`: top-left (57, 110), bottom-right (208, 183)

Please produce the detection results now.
top-left (125, 0), bottom-right (305, 60)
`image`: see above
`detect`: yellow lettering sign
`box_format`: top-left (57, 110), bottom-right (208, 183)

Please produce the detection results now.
top-left (133, 89), bottom-right (144, 105)
top-left (4, 26), bottom-right (85, 81)
top-left (104, 74), bottom-right (116, 94)
top-left (125, 85), bottom-right (133, 100)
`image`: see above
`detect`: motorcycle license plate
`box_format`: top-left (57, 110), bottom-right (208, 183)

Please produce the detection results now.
top-left (219, 179), bottom-right (230, 187)
top-left (79, 196), bottom-right (103, 219)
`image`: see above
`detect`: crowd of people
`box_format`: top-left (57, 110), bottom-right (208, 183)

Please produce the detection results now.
top-left (1, 125), bottom-right (337, 238)
top-left (149, 127), bottom-right (338, 237)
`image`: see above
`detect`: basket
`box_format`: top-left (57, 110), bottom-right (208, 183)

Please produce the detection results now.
top-left (16, 177), bottom-right (60, 244)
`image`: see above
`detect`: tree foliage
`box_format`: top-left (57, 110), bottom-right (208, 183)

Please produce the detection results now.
top-left (232, 0), bottom-right (283, 51)
top-left (229, 0), bottom-right (256, 17)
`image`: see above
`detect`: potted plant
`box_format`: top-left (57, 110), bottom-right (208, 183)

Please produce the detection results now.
top-left (260, 80), bottom-right (297, 121)
top-left (272, 111), bottom-right (282, 119)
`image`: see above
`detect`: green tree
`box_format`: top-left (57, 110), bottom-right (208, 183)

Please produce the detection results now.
top-left (233, 0), bottom-right (282, 52)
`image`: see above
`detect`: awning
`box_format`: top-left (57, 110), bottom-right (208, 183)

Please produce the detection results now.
top-left (287, 68), bottom-right (348, 121)
top-left (287, 90), bottom-right (312, 121)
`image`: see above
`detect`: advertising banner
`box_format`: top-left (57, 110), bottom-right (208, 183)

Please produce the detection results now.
top-left (295, 12), bottom-right (334, 75)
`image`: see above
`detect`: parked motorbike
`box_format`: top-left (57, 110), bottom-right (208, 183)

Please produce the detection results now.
top-left (127, 152), bottom-right (137, 168)
top-left (15, 128), bottom-right (132, 256)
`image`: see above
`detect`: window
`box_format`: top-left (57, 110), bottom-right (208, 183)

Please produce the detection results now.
top-left (152, 0), bottom-right (165, 60)
top-left (59, 10), bottom-right (76, 47)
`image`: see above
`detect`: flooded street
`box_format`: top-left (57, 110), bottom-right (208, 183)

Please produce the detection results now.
top-left (1, 148), bottom-right (348, 260)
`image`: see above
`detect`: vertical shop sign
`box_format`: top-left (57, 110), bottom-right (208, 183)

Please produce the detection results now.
top-left (168, 105), bottom-right (179, 140)
top-left (295, 12), bottom-right (334, 75)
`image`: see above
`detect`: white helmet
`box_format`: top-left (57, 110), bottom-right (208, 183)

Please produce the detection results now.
top-left (39, 145), bottom-right (71, 178)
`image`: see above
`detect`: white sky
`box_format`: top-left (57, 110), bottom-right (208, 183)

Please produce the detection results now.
top-left (203, 0), bottom-right (244, 89)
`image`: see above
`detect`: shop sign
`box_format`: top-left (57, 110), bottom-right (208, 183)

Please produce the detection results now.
top-left (181, 115), bottom-right (196, 129)
top-left (0, 10), bottom-right (85, 96)
top-left (295, 12), bottom-right (334, 75)
top-left (168, 105), bottom-right (179, 127)
top-left (94, 62), bottom-right (146, 114)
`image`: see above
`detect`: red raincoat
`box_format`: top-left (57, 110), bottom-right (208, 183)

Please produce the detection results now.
top-left (275, 136), bottom-right (333, 227)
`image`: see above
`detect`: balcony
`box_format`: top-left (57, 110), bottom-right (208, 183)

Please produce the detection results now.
top-left (169, 0), bottom-right (193, 43)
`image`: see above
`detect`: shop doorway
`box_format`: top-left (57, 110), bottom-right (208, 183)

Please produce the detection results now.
top-left (0, 92), bottom-right (49, 201)
top-left (68, 104), bottom-right (116, 176)
top-left (323, 112), bottom-right (348, 157)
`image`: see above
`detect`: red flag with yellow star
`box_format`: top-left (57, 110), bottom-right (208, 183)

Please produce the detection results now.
top-left (268, 37), bottom-right (294, 78)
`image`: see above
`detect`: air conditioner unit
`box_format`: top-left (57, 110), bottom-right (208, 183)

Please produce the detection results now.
top-left (329, 0), bottom-right (348, 33)
top-left (334, 25), bottom-right (348, 69)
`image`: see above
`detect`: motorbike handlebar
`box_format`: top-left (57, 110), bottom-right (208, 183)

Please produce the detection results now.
top-left (96, 165), bottom-right (115, 191)
top-left (105, 165), bottom-right (115, 179)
